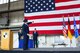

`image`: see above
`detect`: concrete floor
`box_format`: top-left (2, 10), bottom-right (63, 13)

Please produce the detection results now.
top-left (13, 48), bottom-right (80, 51)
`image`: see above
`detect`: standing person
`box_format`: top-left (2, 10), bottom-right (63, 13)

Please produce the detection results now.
top-left (0, 31), bottom-right (1, 47)
top-left (18, 29), bottom-right (23, 48)
top-left (18, 29), bottom-right (22, 41)
top-left (22, 19), bottom-right (33, 50)
top-left (33, 28), bottom-right (39, 48)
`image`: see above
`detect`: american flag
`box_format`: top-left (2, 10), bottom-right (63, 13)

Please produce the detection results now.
top-left (24, 0), bottom-right (80, 34)
top-left (63, 17), bottom-right (67, 38)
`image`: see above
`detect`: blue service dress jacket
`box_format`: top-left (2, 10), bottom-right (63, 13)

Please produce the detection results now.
top-left (33, 32), bottom-right (38, 40)
top-left (18, 32), bottom-right (22, 40)
top-left (22, 22), bottom-right (32, 36)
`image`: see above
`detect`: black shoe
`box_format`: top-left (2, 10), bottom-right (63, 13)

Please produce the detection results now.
top-left (23, 48), bottom-right (29, 50)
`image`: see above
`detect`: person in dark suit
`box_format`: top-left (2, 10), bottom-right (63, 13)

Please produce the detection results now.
top-left (18, 29), bottom-right (23, 48)
top-left (22, 19), bottom-right (33, 50)
top-left (33, 28), bottom-right (39, 48)
top-left (18, 29), bottom-right (22, 40)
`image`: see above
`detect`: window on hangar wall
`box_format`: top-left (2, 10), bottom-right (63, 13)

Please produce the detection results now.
top-left (0, 0), bottom-right (17, 4)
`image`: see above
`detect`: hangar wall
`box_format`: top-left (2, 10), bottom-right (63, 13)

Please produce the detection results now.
top-left (0, 0), bottom-right (24, 48)
top-left (0, 0), bottom-right (77, 48)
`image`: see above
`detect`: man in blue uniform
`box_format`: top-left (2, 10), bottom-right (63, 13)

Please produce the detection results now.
top-left (22, 19), bottom-right (33, 50)
top-left (18, 29), bottom-right (23, 48)
top-left (33, 28), bottom-right (39, 48)
top-left (18, 29), bottom-right (22, 41)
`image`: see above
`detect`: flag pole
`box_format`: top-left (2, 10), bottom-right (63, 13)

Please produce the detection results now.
top-left (63, 15), bottom-right (65, 38)
top-left (68, 15), bottom-right (72, 47)
top-left (73, 14), bottom-right (78, 47)
top-left (73, 14), bottom-right (77, 47)
top-left (79, 14), bottom-right (80, 34)
top-left (70, 40), bottom-right (72, 47)
top-left (78, 14), bottom-right (80, 47)
top-left (63, 15), bottom-right (67, 38)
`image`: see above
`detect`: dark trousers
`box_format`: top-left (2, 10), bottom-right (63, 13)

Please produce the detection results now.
top-left (23, 35), bottom-right (29, 50)
top-left (33, 38), bottom-right (38, 48)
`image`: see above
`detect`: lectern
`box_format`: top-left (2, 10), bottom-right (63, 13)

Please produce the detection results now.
top-left (1, 29), bottom-right (13, 50)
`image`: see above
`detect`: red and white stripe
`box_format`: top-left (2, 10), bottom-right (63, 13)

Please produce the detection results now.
top-left (24, 0), bottom-right (80, 34)
top-left (63, 26), bottom-right (67, 38)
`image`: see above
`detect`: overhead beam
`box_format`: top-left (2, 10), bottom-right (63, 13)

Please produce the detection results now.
top-left (0, 9), bottom-right (24, 14)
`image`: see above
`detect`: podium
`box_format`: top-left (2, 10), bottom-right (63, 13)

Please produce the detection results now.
top-left (19, 34), bottom-right (34, 48)
top-left (1, 29), bottom-right (13, 50)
